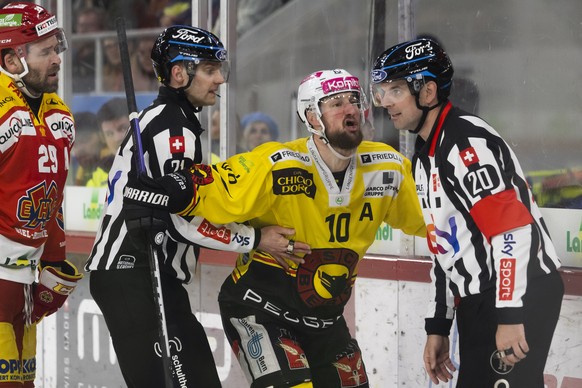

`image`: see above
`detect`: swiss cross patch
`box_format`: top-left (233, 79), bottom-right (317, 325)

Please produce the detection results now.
top-left (460, 147), bottom-right (479, 166)
top-left (169, 136), bottom-right (185, 154)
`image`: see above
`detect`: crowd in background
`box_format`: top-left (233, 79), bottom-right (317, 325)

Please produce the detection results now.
top-left (68, 0), bottom-right (290, 187)
top-left (58, 1), bottom-right (582, 206)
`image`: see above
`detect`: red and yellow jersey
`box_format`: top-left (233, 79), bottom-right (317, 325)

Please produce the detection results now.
top-left (187, 137), bottom-right (425, 317)
top-left (0, 73), bottom-right (74, 283)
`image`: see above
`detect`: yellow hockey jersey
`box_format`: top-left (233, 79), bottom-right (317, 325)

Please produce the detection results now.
top-left (187, 137), bottom-right (425, 319)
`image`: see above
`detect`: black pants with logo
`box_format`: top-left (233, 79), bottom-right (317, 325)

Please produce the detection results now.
top-left (219, 274), bottom-right (369, 388)
top-left (455, 271), bottom-right (564, 388)
top-left (90, 269), bottom-right (222, 388)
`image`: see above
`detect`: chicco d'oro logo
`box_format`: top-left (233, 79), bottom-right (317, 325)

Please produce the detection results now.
top-left (272, 168), bottom-right (316, 199)
top-left (296, 248), bottom-right (358, 308)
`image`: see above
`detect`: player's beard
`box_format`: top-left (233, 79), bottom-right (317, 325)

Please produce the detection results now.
top-left (326, 127), bottom-right (363, 151)
top-left (23, 66), bottom-right (59, 95)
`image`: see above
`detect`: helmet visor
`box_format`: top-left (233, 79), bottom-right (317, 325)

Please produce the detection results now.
top-left (19, 28), bottom-right (67, 60)
top-left (219, 60), bottom-right (230, 82)
top-left (179, 58), bottom-right (230, 83)
top-left (53, 28), bottom-right (68, 54)
top-left (319, 90), bottom-right (368, 116)
top-left (370, 80), bottom-right (411, 107)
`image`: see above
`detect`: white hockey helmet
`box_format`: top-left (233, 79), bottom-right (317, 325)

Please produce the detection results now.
top-left (296, 69), bottom-right (367, 139)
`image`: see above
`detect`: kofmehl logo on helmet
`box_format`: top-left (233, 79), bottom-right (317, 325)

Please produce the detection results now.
top-left (35, 15), bottom-right (57, 37)
top-left (321, 76), bottom-right (360, 95)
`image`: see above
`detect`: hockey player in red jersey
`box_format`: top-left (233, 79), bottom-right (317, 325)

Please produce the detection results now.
top-left (0, 3), bottom-right (82, 387)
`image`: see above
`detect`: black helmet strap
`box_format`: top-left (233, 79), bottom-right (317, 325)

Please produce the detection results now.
top-left (167, 74), bottom-right (202, 113)
top-left (410, 93), bottom-right (441, 134)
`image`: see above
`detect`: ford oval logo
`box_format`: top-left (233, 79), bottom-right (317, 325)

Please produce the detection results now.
top-left (215, 49), bottom-right (227, 61)
top-left (371, 69), bottom-right (387, 84)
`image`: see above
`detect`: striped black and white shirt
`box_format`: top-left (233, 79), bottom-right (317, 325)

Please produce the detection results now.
top-left (414, 102), bottom-right (561, 333)
top-left (85, 87), bottom-right (256, 283)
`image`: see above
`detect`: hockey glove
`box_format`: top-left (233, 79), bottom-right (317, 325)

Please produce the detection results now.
top-left (124, 204), bottom-right (169, 232)
top-left (123, 164), bottom-right (213, 214)
top-left (32, 260), bottom-right (83, 323)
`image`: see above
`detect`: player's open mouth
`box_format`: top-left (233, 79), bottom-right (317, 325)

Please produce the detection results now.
top-left (345, 118), bottom-right (357, 128)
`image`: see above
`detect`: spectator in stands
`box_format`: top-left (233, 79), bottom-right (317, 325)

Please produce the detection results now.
top-left (130, 36), bottom-right (159, 91)
top-left (102, 36), bottom-right (124, 92)
top-left (72, 6), bottom-right (106, 93)
top-left (97, 97), bottom-right (129, 156)
top-left (239, 111), bottom-right (279, 152)
top-left (72, 112), bottom-right (114, 187)
top-left (159, 1), bottom-right (191, 27)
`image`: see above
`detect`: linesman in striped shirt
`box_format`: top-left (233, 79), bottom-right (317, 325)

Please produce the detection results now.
top-left (370, 37), bottom-right (564, 387)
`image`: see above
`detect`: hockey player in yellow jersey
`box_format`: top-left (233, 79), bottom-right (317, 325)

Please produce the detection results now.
top-left (124, 69), bottom-right (426, 387)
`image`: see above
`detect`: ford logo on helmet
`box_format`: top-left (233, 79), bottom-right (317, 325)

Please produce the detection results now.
top-left (215, 49), bottom-right (227, 61)
top-left (371, 69), bottom-right (387, 84)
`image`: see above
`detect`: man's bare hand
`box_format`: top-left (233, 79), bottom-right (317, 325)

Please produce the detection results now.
top-left (495, 323), bottom-right (529, 367)
top-left (257, 226), bottom-right (311, 270)
top-left (423, 334), bottom-right (456, 384)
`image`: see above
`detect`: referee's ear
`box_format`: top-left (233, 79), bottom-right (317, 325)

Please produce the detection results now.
top-left (169, 63), bottom-right (188, 88)
top-left (421, 80), bottom-right (439, 106)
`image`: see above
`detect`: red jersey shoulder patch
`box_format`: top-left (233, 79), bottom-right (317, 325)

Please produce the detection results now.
top-left (460, 146), bottom-right (479, 167)
top-left (169, 136), bottom-right (185, 154)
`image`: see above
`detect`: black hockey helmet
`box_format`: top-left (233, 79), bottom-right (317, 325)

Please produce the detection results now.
top-left (151, 25), bottom-right (229, 85)
top-left (370, 38), bottom-right (453, 105)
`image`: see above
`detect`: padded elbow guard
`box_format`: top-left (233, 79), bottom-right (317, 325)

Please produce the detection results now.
top-left (32, 260), bottom-right (83, 323)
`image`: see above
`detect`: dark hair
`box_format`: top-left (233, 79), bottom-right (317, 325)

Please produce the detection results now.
top-left (97, 97), bottom-right (128, 126)
top-left (74, 111), bottom-right (99, 136)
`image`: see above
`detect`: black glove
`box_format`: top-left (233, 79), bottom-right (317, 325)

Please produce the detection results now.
top-left (123, 170), bottom-right (195, 213)
top-left (124, 203), bottom-right (169, 233)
